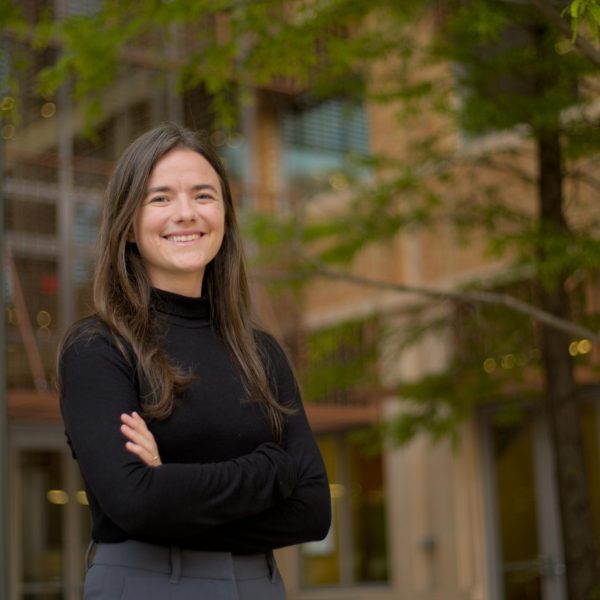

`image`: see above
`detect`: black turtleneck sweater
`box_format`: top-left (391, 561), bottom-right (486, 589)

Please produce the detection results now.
top-left (59, 289), bottom-right (331, 552)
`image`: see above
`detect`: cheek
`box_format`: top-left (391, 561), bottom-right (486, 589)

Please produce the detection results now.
top-left (213, 213), bottom-right (226, 254)
top-left (135, 211), bottom-right (161, 241)
top-left (212, 207), bottom-right (226, 236)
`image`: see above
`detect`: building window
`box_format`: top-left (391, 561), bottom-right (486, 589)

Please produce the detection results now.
top-left (300, 433), bottom-right (389, 587)
top-left (280, 97), bottom-right (369, 191)
top-left (10, 437), bottom-right (91, 600)
top-left (482, 397), bottom-right (600, 600)
top-left (6, 254), bottom-right (59, 390)
top-left (65, 0), bottom-right (102, 17)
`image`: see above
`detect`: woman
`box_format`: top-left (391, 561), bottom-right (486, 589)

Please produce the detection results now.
top-left (59, 123), bottom-right (331, 599)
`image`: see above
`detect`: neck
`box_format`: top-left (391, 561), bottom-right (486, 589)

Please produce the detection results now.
top-left (149, 276), bottom-right (203, 298)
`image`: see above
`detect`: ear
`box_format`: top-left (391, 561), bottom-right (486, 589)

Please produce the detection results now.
top-left (126, 227), bottom-right (136, 243)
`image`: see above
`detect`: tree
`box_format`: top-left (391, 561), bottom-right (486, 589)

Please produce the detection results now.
top-left (4, 0), bottom-right (600, 597)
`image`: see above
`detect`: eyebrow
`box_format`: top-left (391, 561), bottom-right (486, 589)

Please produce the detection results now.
top-left (145, 184), bottom-right (219, 195)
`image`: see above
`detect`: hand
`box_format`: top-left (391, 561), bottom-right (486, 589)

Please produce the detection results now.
top-left (120, 411), bottom-right (162, 467)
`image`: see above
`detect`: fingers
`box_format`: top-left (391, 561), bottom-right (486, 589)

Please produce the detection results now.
top-left (121, 412), bottom-right (151, 446)
top-left (120, 412), bottom-right (162, 467)
top-left (120, 412), bottom-right (156, 455)
top-left (124, 440), bottom-right (159, 466)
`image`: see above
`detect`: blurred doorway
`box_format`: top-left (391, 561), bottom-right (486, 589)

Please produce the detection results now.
top-left (9, 427), bottom-right (90, 600)
top-left (482, 409), bottom-right (567, 600)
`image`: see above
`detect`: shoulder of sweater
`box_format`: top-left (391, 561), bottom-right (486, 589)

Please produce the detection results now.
top-left (60, 315), bottom-right (134, 366)
top-left (62, 315), bottom-right (112, 348)
top-left (253, 329), bottom-right (299, 383)
top-left (253, 329), bottom-right (284, 362)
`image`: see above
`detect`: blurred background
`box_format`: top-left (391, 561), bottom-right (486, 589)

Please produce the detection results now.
top-left (2, 1), bottom-right (600, 599)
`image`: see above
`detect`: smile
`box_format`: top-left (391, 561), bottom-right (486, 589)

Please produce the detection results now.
top-left (164, 233), bottom-right (204, 242)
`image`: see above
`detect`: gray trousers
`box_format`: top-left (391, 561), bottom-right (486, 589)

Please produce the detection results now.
top-left (83, 540), bottom-right (286, 599)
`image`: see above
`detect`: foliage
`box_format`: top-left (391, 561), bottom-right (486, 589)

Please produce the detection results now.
top-left (366, 283), bottom-right (545, 447)
top-left (569, 0), bottom-right (600, 42)
top-left (298, 317), bottom-right (379, 403)
top-left (3, 0), bottom-right (600, 431)
top-left (2, 0), bottom-right (394, 129)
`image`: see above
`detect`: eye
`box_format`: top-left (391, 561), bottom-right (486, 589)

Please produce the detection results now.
top-left (148, 195), bottom-right (169, 204)
top-left (196, 192), bottom-right (215, 202)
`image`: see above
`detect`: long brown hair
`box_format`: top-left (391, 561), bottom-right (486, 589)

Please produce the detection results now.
top-left (80, 123), bottom-right (288, 439)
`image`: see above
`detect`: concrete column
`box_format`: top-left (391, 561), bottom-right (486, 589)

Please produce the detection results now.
top-left (0, 37), bottom-right (10, 600)
top-left (56, 84), bottom-right (75, 334)
top-left (0, 101), bottom-right (9, 600)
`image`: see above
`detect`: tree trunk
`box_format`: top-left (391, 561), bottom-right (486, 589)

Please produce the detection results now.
top-left (536, 129), bottom-right (599, 599)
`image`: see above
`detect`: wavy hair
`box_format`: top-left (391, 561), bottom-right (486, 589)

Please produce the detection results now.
top-left (78, 123), bottom-right (288, 440)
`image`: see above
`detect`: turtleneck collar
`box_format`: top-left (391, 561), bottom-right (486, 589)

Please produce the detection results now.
top-left (151, 288), bottom-right (211, 321)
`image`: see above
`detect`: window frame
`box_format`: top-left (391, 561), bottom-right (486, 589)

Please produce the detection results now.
top-left (299, 431), bottom-right (391, 590)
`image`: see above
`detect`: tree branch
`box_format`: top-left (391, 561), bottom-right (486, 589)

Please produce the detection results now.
top-left (530, 0), bottom-right (600, 68)
top-left (298, 254), bottom-right (600, 344)
top-left (568, 169), bottom-right (600, 193)
top-left (275, 169), bottom-right (600, 344)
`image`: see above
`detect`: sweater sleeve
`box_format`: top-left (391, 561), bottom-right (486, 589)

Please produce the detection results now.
top-left (202, 334), bottom-right (331, 551)
top-left (59, 324), bottom-right (297, 539)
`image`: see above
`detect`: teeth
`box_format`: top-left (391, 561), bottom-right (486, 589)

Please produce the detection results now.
top-left (167, 234), bottom-right (201, 242)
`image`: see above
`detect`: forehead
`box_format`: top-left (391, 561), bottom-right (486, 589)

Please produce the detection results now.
top-left (147, 147), bottom-right (221, 188)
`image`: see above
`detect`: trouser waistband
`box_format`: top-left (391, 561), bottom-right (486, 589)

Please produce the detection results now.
top-left (87, 540), bottom-right (278, 583)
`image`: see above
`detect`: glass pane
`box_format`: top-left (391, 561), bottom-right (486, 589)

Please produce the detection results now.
top-left (349, 443), bottom-right (388, 582)
top-left (7, 256), bottom-right (59, 389)
top-left (581, 401), bottom-right (600, 549)
top-left (493, 417), bottom-right (541, 600)
top-left (20, 450), bottom-right (64, 599)
top-left (300, 436), bottom-right (339, 586)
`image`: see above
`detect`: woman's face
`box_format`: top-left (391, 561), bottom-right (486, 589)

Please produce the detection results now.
top-left (131, 147), bottom-right (226, 297)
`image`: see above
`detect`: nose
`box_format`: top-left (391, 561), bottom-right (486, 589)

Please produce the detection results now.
top-left (173, 195), bottom-right (197, 222)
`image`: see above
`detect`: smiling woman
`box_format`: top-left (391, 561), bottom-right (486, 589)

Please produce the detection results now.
top-left (57, 123), bottom-right (331, 599)
top-left (131, 148), bottom-right (226, 297)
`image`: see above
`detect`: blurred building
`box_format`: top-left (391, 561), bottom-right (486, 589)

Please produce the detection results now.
top-left (3, 3), bottom-right (600, 600)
